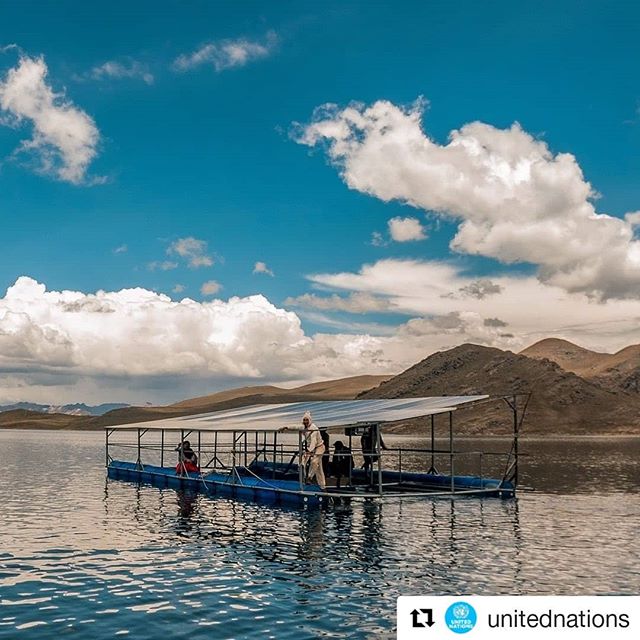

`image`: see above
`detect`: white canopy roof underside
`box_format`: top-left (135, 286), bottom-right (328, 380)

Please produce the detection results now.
top-left (108, 396), bottom-right (489, 432)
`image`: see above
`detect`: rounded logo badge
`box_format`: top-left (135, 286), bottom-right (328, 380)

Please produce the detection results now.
top-left (444, 601), bottom-right (477, 634)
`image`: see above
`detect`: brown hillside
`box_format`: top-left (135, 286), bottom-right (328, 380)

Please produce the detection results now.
top-left (522, 339), bottom-right (640, 394)
top-left (0, 409), bottom-right (85, 430)
top-left (360, 344), bottom-right (640, 435)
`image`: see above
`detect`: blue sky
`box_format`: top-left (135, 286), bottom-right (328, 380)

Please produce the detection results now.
top-left (1, 1), bottom-right (640, 404)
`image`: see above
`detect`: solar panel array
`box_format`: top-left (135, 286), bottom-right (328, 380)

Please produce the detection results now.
top-left (109, 396), bottom-right (489, 432)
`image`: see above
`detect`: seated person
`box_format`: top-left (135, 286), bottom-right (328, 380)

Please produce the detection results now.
top-left (332, 440), bottom-right (354, 489)
top-left (175, 440), bottom-right (199, 474)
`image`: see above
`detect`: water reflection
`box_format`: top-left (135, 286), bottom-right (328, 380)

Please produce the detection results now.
top-left (0, 430), bottom-right (639, 640)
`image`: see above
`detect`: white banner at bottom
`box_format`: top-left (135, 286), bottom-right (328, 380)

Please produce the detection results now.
top-left (397, 596), bottom-right (639, 639)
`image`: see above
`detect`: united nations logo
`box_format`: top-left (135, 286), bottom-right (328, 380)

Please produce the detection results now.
top-left (445, 601), bottom-right (477, 634)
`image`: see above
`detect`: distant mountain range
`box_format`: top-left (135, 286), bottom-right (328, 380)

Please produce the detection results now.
top-left (1, 340), bottom-right (639, 434)
top-left (0, 375), bottom-right (391, 430)
top-left (0, 402), bottom-right (130, 416)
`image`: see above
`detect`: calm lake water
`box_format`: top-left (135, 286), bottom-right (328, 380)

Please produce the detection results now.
top-left (1, 430), bottom-right (639, 639)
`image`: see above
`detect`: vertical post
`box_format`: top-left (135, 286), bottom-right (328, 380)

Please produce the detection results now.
top-left (255, 432), bottom-right (259, 464)
top-left (214, 432), bottom-right (218, 470)
top-left (298, 430), bottom-right (304, 490)
top-left (198, 431), bottom-right (201, 469)
top-left (348, 431), bottom-right (353, 487)
top-left (430, 414), bottom-right (435, 473)
top-left (272, 432), bottom-right (278, 479)
top-left (232, 431), bottom-right (237, 482)
top-left (160, 429), bottom-right (164, 467)
top-left (376, 423), bottom-right (383, 496)
top-left (513, 394), bottom-right (519, 488)
top-left (137, 428), bottom-right (141, 469)
top-left (449, 412), bottom-right (454, 495)
top-left (180, 429), bottom-right (185, 475)
top-left (244, 432), bottom-right (248, 467)
top-left (105, 429), bottom-right (109, 468)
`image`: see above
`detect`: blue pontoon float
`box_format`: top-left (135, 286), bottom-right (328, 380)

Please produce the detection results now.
top-left (105, 395), bottom-right (527, 506)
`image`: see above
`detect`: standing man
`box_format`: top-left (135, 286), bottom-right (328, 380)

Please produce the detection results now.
top-left (302, 411), bottom-right (327, 490)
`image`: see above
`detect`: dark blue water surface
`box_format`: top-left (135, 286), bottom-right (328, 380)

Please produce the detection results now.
top-left (1, 430), bottom-right (639, 639)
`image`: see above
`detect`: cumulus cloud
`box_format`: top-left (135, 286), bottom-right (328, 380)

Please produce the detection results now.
top-left (0, 276), bottom-right (401, 404)
top-left (86, 59), bottom-right (154, 84)
top-left (173, 284), bottom-right (185, 294)
top-left (173, 31), bottom-right (277, 72)
top-left (2, 273), bottom-right (640, 405)
top-left (285, 292), bottom-right (391, 313)
top-left (295, 99), bottom-right (640, 299)
top-left (626, 211), bottom-right (640, 226)
top-left (167, 237), bottom-right (214, 268)
top-left (388, 216), bottom-right (427, 242)
top-left (253, 261), bottom-right (274, 276)
top-left (0, 55), bottom-right (100, 184)
top-left (201, 280), bottom-right (222, 296)
top-left (309, 258), bottom-right (640, 352)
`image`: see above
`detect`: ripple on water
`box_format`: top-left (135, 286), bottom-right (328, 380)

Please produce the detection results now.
top-left (0, 431), bottom-right (639, 638)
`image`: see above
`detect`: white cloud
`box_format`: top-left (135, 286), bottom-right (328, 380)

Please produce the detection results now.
top-left (626, 211), bottom-right (640, 226)
top-left (87, 60), bottom-right (154, 84)
top-left (201, 280), bottom-right (222, 296)
top-left (1, 273), bottom-right (640, 405)
top-left (173, 31), bottom-right (277, 72)
top-left (309, 258), bottom-right (640, 352)
top-left (147, 260), bottom-right (178, 271)
top-left (253, 261), bottom-right (274, 276)
top-left (285, 292), bottom-right (391, 313)
top-left (173, 284), bottom-right (185, 294)
top-left (388, 216), bottom-right (427, 242)
top-left (113, 244), bottom-right (128, 254)
top-left (295, 99), bottom-right (640, 300)
top-left (370, 231), bottom-right (388, 247)
top-left (0, 276), bottom-right (397, 404)
top-left (167, 237), bottom-right (214, 268)
top-left (0, 55), bottom-right (100, 184)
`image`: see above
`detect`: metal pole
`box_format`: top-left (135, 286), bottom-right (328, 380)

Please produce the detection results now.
top-left (430, 414), bottom-right (435, 474)
top-left (513, 394), bottom-right (519, 487)
top-left (348, 431), bottom-right (353, 487)
top-left (160, 429), bottom-right (164, 467)
top-left (298, 431), bottom-right (304, 490)
top-left (449, 412), bottom-right (454, 495)
top-left (137, 428), bottom-right (141, 468)
top-left (105, 429), bottom-right (109, 468)
top-left (198, 431), bottom-right (201, 469)
top-left (272, 433), bottom-right (278, 479)
top-left (232, 431), bottom-right (237, 482)
top-left (376, 424), bottom-right (383, 496)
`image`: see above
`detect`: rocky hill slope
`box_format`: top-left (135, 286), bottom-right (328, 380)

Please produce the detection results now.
top-left (359, 344), bottom-right (640, 434)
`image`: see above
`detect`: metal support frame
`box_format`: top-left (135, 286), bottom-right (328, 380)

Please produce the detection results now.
top-left (449, 412), bottom-right (454, 495)
top-left (375, 422), bottom-right (383, 496)
top-left (298, 431), bottom-right (304, 490)
top-left (427, 414), bottom-right (437, 474)
top-left (502, 392), bottom-right (530, 489)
